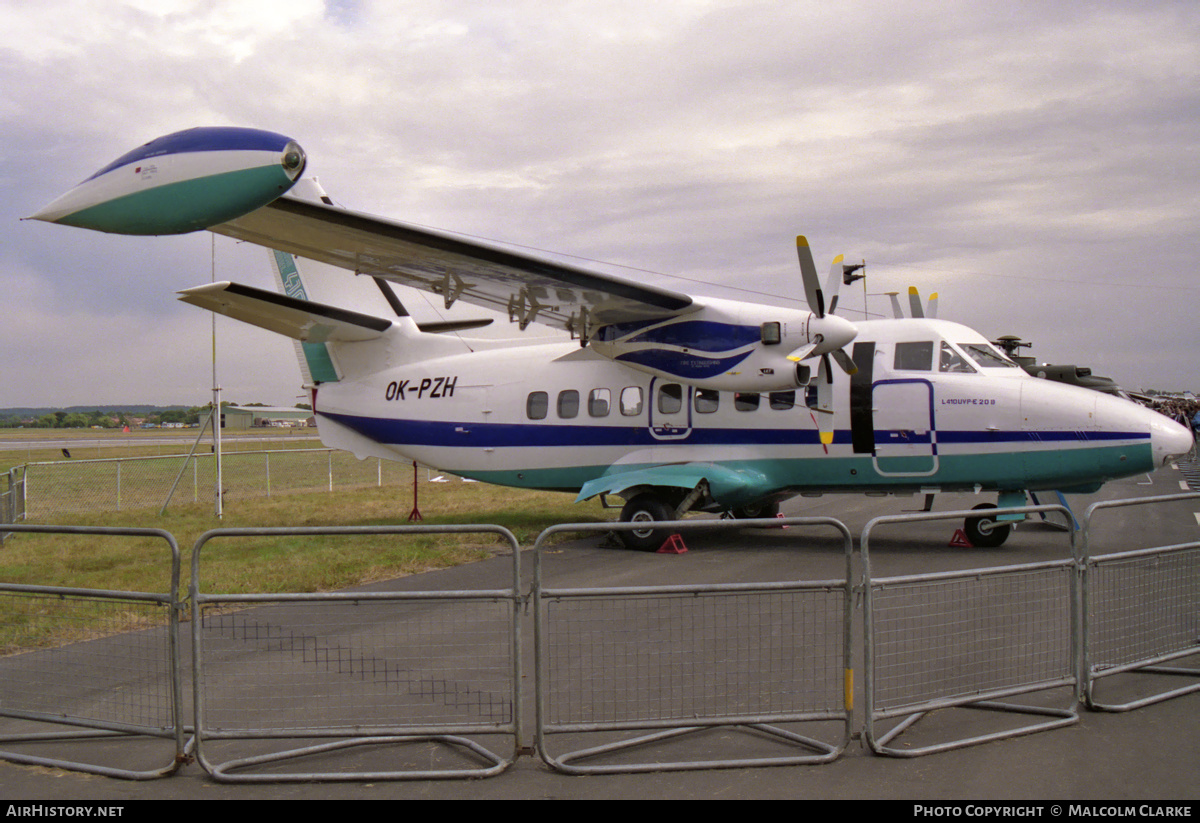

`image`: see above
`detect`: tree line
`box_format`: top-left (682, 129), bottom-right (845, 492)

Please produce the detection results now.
top-left (0, 403), bottom-right (312, 430)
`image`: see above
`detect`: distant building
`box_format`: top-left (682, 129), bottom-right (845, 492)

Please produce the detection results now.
top-left (222, 406), bottom-right (315, 430)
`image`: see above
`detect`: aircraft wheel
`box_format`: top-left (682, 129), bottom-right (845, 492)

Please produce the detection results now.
top-left (619, 494), bottom-right (674, 552)
top-left (964, 503), bottom-right (1011, 548)
top-left (730, 501), bottom-right (781, 520)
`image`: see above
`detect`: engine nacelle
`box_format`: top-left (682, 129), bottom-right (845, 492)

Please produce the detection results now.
top-left (590, 298), bottom-right (852, 392)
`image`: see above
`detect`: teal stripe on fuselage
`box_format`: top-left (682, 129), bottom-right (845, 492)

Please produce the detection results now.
top-left (318, 411), bottom-right (1154, 498)
top-left (451, 442), bottom-right (1153, 499)
top-left (58, 165), bottom-right (294, 235)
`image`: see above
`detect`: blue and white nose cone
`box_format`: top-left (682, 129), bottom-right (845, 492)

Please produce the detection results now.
top-left (1149, 411), bottom-right (1196, 467)
top-left (30, 127), bottom-right (305, 235)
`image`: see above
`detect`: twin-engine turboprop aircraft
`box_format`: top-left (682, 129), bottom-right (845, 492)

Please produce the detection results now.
top-left (30, 127), bottom-right (1195, 549)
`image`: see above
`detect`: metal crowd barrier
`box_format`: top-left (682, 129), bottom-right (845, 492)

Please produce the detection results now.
top-left (0, 492), bottom-right (1196, 783)
top-left (189, 525), bottom-right (523, 782)
top-left (532, 517), bottom-right (855, 773)
top-left (0, 524), bottom-right (185, 779)
top-left (861, 504), bottom-right (1080, 757)
top-left (1081, 493), bottom-right (1200, 711)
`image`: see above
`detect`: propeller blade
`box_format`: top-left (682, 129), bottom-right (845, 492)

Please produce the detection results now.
top-left (816, 354), bottom-right (835, 445)
top-left (885, 291), bottom-right (905, 319)
top-left (796, 235), bottom-right (824, 318)
top-left (908, 286), bottom-right (925, 319)
top-left (786, 341), bottom-right (819, 363)
top-left (927, 292), bottom-right (938, 319)
top-left (826, 255), bottom-right (844, 316)
top-left (832, 348), bottom-right (859, 376)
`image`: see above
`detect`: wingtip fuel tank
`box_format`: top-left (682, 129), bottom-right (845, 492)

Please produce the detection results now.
top-left (29, 126), bottom-right (305, 235)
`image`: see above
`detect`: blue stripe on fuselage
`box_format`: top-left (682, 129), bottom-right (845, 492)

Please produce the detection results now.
top-left (614, 348), bottom-right (753, 379)
top-left (625, 320), bottom-right (761, 351)
top-left (320, 411), bottom-right (1149, 450)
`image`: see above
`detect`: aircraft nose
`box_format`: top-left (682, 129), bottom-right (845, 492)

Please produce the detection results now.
top-left (1149, 411), bottom-right (1195, 467)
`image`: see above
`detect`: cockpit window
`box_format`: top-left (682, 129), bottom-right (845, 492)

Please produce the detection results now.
top-left (959, 343), bottom-right (1018, 368)
top-left (894, 341), bottom-right (934, 371)
top-left (939, 342), bottom-right (976, 373)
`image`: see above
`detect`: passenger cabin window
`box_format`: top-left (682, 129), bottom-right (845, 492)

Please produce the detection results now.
top-left (620, 386), bottom-right (643, 416)
top-left (527, 391), bottom-right (548, 420)
top-left (734, 392), bottom-right (760, 412)
top-left (658, 383), bottom-right (684, 414)
top-left (557, 390), bottom-right (579, 418)
top-left (939, 342), bottom-right (976, 373)
top-left (694, 389), bottom-right (719, 414)
top-left (588, 389), bottom-right (611, 417)
top-left (761, 322), bottom-right (782, 345)
top-left (894, 341), bottom-right (934, 371)
top-left (769, 391), bottom-right (795, 410)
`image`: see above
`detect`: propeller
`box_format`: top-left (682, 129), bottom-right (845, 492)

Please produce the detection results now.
top-left (886, 287), bottom-right (938, 319)
top-left (791, 236), bottom-right (860, 447)
top-left (790, 236), bottom-right (858, 374)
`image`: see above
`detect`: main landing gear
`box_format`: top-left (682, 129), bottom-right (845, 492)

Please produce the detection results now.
top-left (616, 493), bottom-right (1016, 551)
top-left (618, 493), bottom-right (676, 552)
top-left (963, 503), bottom-right (1012, 548)
top-left (616, 484), bottom-right (781, 552)
top-left (724, 500), bottom-right (781, 520)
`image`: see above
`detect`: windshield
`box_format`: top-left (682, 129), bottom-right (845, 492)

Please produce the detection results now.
top-left (959, 343), bottom-right (1018, 369)
top-left (939, 342), bottom-right (976, 373)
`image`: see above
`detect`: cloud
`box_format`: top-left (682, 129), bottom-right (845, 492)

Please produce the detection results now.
top-left (3, 0), bottom-right (1199, 408)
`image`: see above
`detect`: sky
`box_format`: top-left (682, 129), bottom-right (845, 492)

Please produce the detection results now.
top-left (3, 0), bottom-right (1199, 408)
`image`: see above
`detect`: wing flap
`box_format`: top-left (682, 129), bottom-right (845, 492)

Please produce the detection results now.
top-left (211, 195), bottom-right (694, 332)
top-left (178, 281), bottom-right (391, 343)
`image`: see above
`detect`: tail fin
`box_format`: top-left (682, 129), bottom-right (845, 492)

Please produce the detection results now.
top-left (267, 178), bottom-right (411, 383)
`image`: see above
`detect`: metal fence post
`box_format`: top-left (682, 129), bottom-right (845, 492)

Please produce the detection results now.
top-left (0, 524), bottom-right (186, 779)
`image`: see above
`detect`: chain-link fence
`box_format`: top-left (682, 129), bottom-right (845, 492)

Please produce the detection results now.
top-left (1, 469), bottom-right (25, 542)
top-left (21, 449), bottom-right (417, 517)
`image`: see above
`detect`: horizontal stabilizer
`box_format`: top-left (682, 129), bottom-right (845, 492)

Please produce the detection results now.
top-left (178, 281), bottom-right (391, 343)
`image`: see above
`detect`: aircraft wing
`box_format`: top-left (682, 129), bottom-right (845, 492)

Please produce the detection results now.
top-left (576, 462), bottom-right (771, 508)
top-left (211, 195), bottom-right (695, 335)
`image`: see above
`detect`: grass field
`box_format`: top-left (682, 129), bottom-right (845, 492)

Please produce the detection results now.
top-left (1, 428), bottom-right (612, 650)
top-left (0, 427), bottom-right (322, 471)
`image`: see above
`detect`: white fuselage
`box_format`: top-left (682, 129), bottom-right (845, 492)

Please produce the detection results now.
top-left (310, 316), bottom-right (1192, 504)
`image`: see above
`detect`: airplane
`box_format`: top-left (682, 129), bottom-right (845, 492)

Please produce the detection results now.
top-left (29, 126), bottom-right (1196, 549)
top-left (991, 335), bottom-right (1132, 398)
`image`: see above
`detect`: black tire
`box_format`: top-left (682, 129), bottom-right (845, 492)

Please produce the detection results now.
top-left (964, 503), bottom-right (1012, 548)
top-left (619, 494), bottom-right (675, 552)
top-left (730, 500), bottom-right (781, 520)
